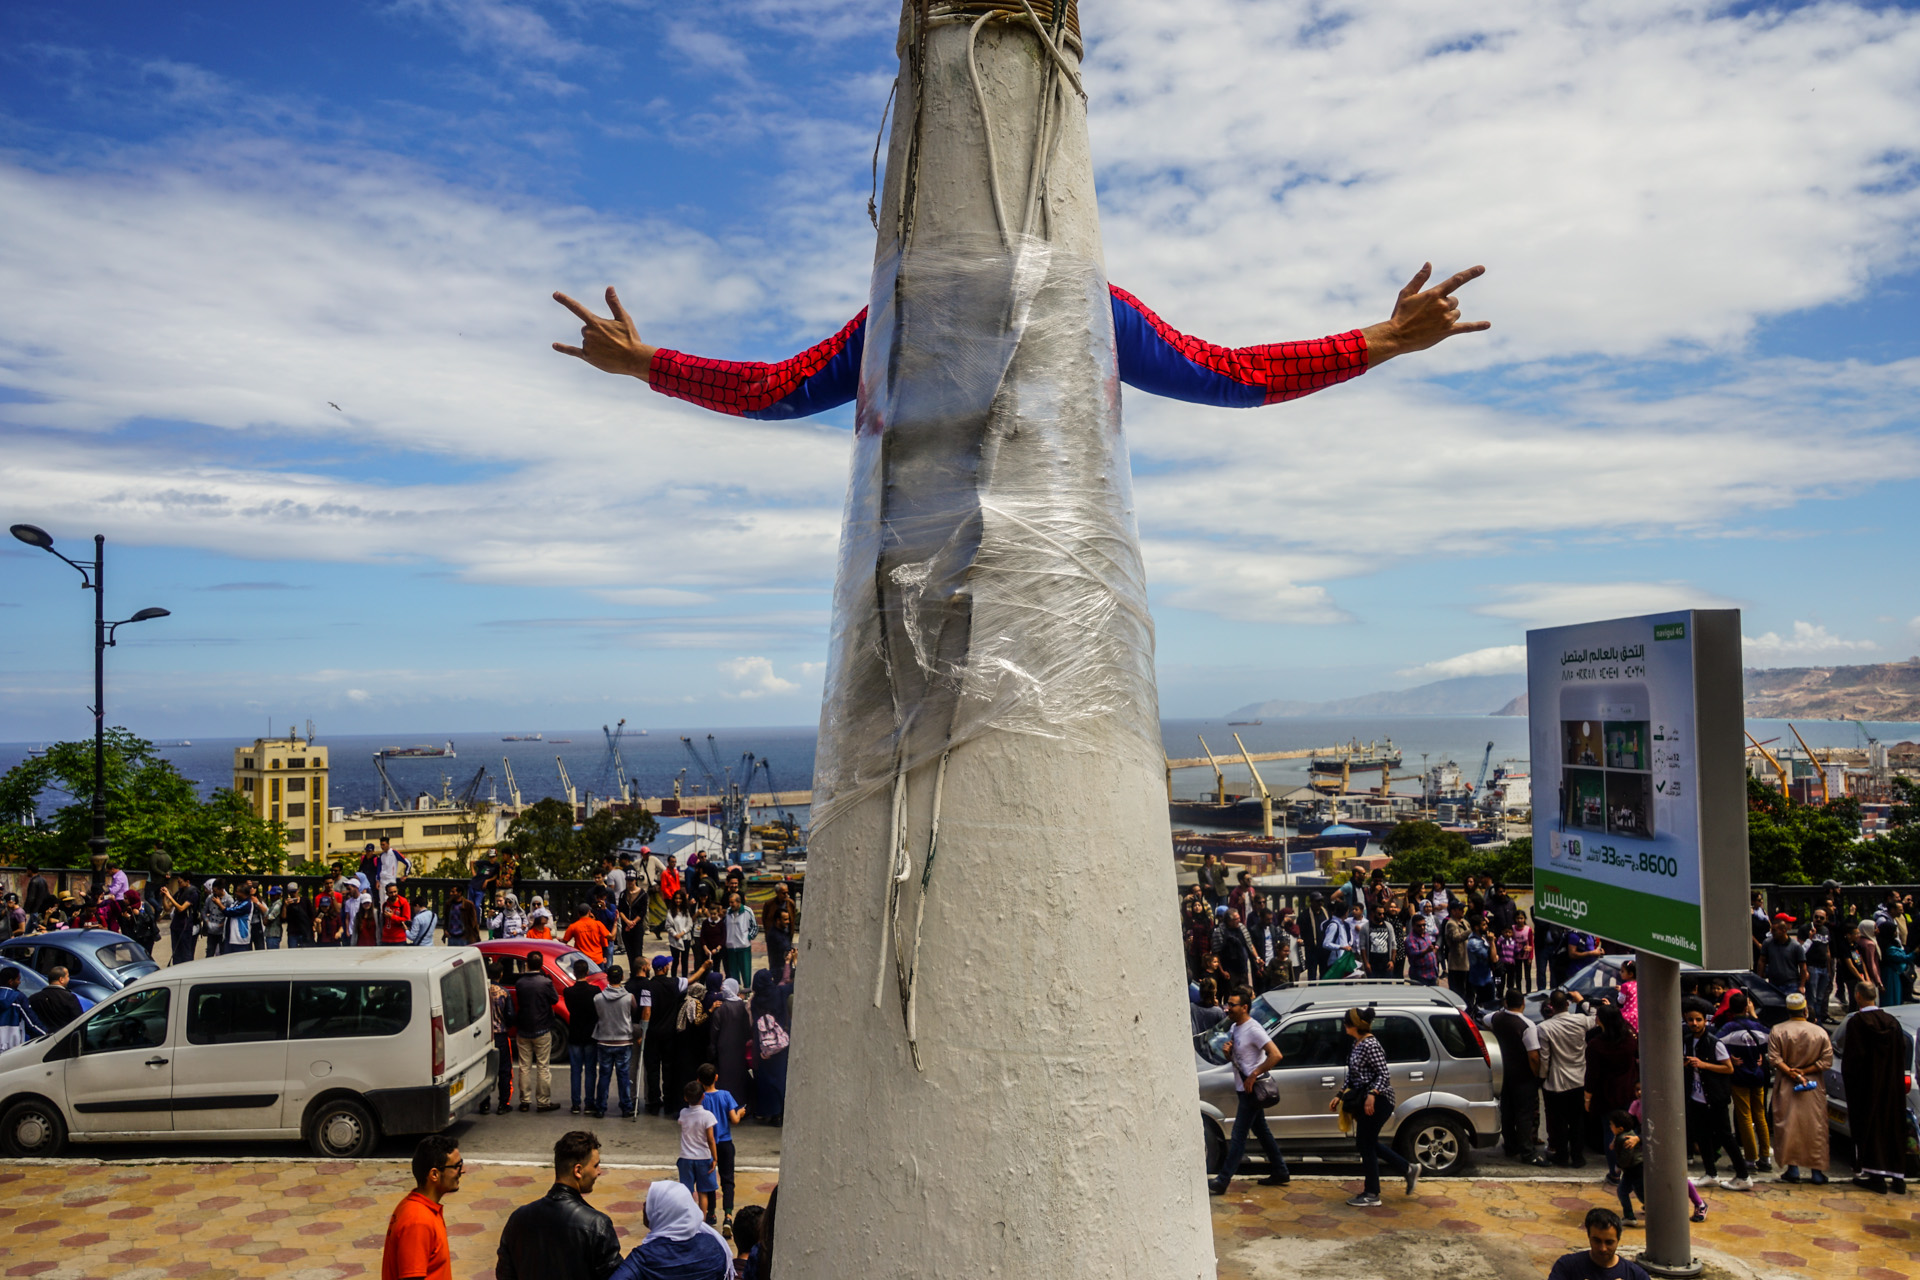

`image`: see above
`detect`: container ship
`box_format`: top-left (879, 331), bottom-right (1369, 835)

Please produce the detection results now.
top-left (377, 741), bottom-right (457, 758)
top-left (502, 733), bottom-right (543, 742)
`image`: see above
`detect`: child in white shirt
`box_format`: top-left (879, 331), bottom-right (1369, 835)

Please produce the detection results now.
top-left (676, 1079), bottom-right (720, 1221)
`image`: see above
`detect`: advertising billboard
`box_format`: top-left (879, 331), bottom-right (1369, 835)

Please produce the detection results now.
top-left (1529, 609), bottom-right (1750, 968)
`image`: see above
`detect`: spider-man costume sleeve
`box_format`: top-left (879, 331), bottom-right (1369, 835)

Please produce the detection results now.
top-left (645, 287), bottom-right (1368, 419)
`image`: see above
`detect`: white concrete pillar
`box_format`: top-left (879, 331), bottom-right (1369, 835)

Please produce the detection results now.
top-left (779, 4), bottom-right (1215, 1277)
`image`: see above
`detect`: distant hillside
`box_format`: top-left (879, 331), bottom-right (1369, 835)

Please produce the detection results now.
top-left (1493, 694), bottom-right (1528, 717)
top-left (1744, 658), bottom-right (1920, 721)
top-left (1228, 674), bottom-right (1525, 720)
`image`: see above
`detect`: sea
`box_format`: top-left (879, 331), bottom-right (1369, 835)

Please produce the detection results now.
top-left (1, 715), bottom-right (1912, 823)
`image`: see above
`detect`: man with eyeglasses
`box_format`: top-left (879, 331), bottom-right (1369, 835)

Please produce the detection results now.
top-left (383, 1135), bottom-right (463, 1280)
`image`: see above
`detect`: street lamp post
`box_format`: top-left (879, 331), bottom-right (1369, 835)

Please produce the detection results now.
top-left (9, 524), bottom-right (170, 896)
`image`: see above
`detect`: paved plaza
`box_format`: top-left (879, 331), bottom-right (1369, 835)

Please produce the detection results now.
top-left (0, 1159), bottom-right (1913, 1279)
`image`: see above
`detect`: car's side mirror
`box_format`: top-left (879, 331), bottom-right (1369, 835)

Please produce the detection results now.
top-left (44, 1032), bottom-right (79, 1062)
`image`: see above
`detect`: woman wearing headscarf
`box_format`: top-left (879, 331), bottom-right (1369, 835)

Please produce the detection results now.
top-left (1327, 1004), bottom-right (1417, 1207)
top-left (750, 959), bottom-right (794, 1124)
top-left (1583, 999), bottom-right (1640, 1173)
top-left (708, 978), bottom-right (754, 1105)
top-left (609, 1179), bottom-right (733, 1280)
top-left (490, 893), bottom-right (528, 940)
top-left (669, 982), bottom-right (711, 1101)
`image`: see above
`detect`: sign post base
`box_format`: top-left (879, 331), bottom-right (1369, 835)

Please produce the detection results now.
top-left (1635, 951), bottom-right (1700, 1279)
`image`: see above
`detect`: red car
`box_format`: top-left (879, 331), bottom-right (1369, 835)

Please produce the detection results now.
top-left (476, 938), bottom-right (609, 1026)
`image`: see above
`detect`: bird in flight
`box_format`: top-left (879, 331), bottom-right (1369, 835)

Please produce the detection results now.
top-left (327, 402), bottom-right (341, 411)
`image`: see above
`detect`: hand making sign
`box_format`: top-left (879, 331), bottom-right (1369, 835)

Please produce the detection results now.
top-left (1527, 609), bottom-right (1751, 968)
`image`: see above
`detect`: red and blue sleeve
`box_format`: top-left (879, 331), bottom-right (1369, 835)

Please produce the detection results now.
top-left (1107, 286), bottom-right (1369, 407)
top-left (644, 287), bottom-right (1368, 418)
top-left (647, 311), bottom-right (869, 421)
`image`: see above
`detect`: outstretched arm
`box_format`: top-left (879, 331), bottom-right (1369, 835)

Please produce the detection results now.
top-left (553, 287), bottom-right (866, 421)
top-left (552, 262), bottom-right (1485, 417)
top-left (1111, 262), bottom-right (1488, 408)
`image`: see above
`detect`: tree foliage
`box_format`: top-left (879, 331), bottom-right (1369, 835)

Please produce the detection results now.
top-left (1744, 776), bottom-right (1907, 884)
top-left (498, 798), bottom-right (660, 880)
top-left (0, 729), bottom-right (287, 876)
top-left (1379, 821), bottom-right (1530, 886)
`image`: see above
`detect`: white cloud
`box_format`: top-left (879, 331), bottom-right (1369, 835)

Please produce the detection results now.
top-left (1398, 644), bottom-right (1527, 682)
top-left (1475, 582), bottom-right (1742, 628)
top-left (5, 0), bottom-right (1920, 650)
top-left (1743, 621), bottom-right (1879, 664)
top-left (718, 656), bottom-right (799, 699)
top-left (1092, 0), bottom-right (1920, 363)
top-left (346, 689), bottom-right (372, 704)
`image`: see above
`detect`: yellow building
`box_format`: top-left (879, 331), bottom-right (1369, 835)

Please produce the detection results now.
top-left (234, 733), bottom-right (503, 869)
top-left (233, 735), bottom-right (329, 865)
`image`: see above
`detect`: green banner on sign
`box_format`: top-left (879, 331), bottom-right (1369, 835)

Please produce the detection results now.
top-left (1531, 872), bottom-right (1705, 963)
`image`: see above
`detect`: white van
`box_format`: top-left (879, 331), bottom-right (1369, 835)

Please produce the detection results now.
top-left (0, 946), bottom-right (494, 1159)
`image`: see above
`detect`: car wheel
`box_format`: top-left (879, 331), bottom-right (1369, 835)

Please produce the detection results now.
top-left (1203, 1118), bottom-right (1225, 1176)
top-left (1, 1098), bottom-right (68, 1158)
top-left (308, 1098), bottom-right (378, 1159)
top-left (1397, 1113), bottom-right (1470, 1176)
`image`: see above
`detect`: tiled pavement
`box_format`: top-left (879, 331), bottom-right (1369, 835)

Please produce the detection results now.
top-left (0, 1161), bottom-right (1915, 1279)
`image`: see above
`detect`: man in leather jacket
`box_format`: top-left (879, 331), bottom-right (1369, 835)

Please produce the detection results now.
top-left (496, 1130), bottom-right (621, 1280)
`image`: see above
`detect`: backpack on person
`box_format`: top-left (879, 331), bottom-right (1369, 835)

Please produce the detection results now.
top-left (755, 1012), bottom-right (789, 1058)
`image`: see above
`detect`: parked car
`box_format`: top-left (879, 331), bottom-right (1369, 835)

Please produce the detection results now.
top-left (474, 939), bottom-right (609, 1025)
top-left (1501, 955), bottom-right (1790, 1027)
top-left (1196, 979), bottom-right (1503, 1177)
top-left (0, 931), bottom-right (160, 1004)
top-left (0, 965), bottom-right (96, 1047)
top-left (1822, 1004), bottom-right (1919, 1165)
top-left (0, 945), bottom-right (495, 1160)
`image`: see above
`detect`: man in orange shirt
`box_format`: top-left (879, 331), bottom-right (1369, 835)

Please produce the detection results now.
top-left (382, 1134), bottom-right (463, 1280)
top-left (381, 884), bottom-right (414, 946)
top-left (563, 903), bottom-right (612, 967)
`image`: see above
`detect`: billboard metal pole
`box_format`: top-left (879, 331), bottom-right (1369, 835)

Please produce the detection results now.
top-left (1635, 952), bottom-right (1699, 1277)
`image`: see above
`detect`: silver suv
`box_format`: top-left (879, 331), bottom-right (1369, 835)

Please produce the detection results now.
top-left (1196, 979), bottom-right (1504, 1177)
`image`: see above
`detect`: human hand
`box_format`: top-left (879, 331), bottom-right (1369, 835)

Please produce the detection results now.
top-left (1364, 1095), bottom-right (1375, 1117)
top-left (553, 286), bottom-right (656, 380)
top-left (1360, 264), bottom-right (1488, 366)
top-left (1328, 1095), bottom-right (1341, 1113)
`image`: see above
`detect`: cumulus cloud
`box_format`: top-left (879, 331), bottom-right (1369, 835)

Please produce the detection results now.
top-left (1091, 0), bottom-right (1920, 363)
top-left (719, 656), bottom-right (800, 699)
top-left (4, 0), bottom-right (1920, 648)
top-left (1743, 621), bottom-right (1879, 664)
top-left (1398, 644), bottom-right (1528, 682)
top-left (1474, 582), bottom-right (1742, 628)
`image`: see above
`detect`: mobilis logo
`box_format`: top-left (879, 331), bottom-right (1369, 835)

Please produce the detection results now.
top-left (1540, 886), bottom-right (1589, 920)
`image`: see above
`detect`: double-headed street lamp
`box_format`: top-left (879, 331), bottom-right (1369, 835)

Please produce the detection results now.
top-left (10, 524), bottom-right (170, 895)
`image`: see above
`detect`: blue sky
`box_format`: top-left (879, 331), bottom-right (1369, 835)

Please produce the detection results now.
top-left (2, 0), bottom-right (1918, 740)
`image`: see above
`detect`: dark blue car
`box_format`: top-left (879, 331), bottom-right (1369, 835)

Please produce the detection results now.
top-left (0, 931), bottom-right (159, 1005)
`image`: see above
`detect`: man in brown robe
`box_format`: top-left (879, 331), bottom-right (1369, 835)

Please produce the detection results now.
top-left (1840, 983), bottom-right (1910, 1194)
top-left (1767, 992), bottom-right (1832, 1183)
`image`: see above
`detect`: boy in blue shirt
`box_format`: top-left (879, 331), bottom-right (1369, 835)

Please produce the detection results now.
top-left (698, 1063), bottom-right (747, 1231)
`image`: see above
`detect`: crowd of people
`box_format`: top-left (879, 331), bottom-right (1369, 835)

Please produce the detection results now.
top-left (383, 1130), bottom-right (774, 1280)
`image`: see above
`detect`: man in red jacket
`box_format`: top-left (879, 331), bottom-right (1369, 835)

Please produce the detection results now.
top-left (382, 884), bottom-right (414, 946)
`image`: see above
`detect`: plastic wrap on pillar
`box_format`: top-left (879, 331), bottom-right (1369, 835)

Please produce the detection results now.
top-left (813, 232), bottom-right (1158, 834)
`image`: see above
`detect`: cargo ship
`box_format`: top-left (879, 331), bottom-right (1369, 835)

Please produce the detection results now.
top-left (502, 733), bottom-right (543, 742)
top-left (377, 741), bottom-right (456, 758)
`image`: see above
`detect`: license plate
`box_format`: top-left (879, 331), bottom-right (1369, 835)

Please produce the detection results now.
top-left (450, 1076), bottom-right (465, 1097)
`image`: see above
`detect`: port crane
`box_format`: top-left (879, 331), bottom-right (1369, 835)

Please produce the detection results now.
top-left (556, 756), bottom-right (578, 812)
top-left (455, 766), bottom-right (488, 808)
top-left (1746, 732), bottom-right (1791, 794)
top-left (372, 754), bottom-right (406, 810)
top-left (1472, 741), bottom-right (1495, 815)
top-left (501, 756), bottom-right (523, 809)
top-left (1786, 723), bottom-right (1830, 803)
top-left (1232, 733), bottom-right (1276, 839)
top-left (600, 720), bottom-right (634, 803)
top-left (1196, 736), bottom-right (1230, 804)
top-left (680, 734), bottom-right (751, 861)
